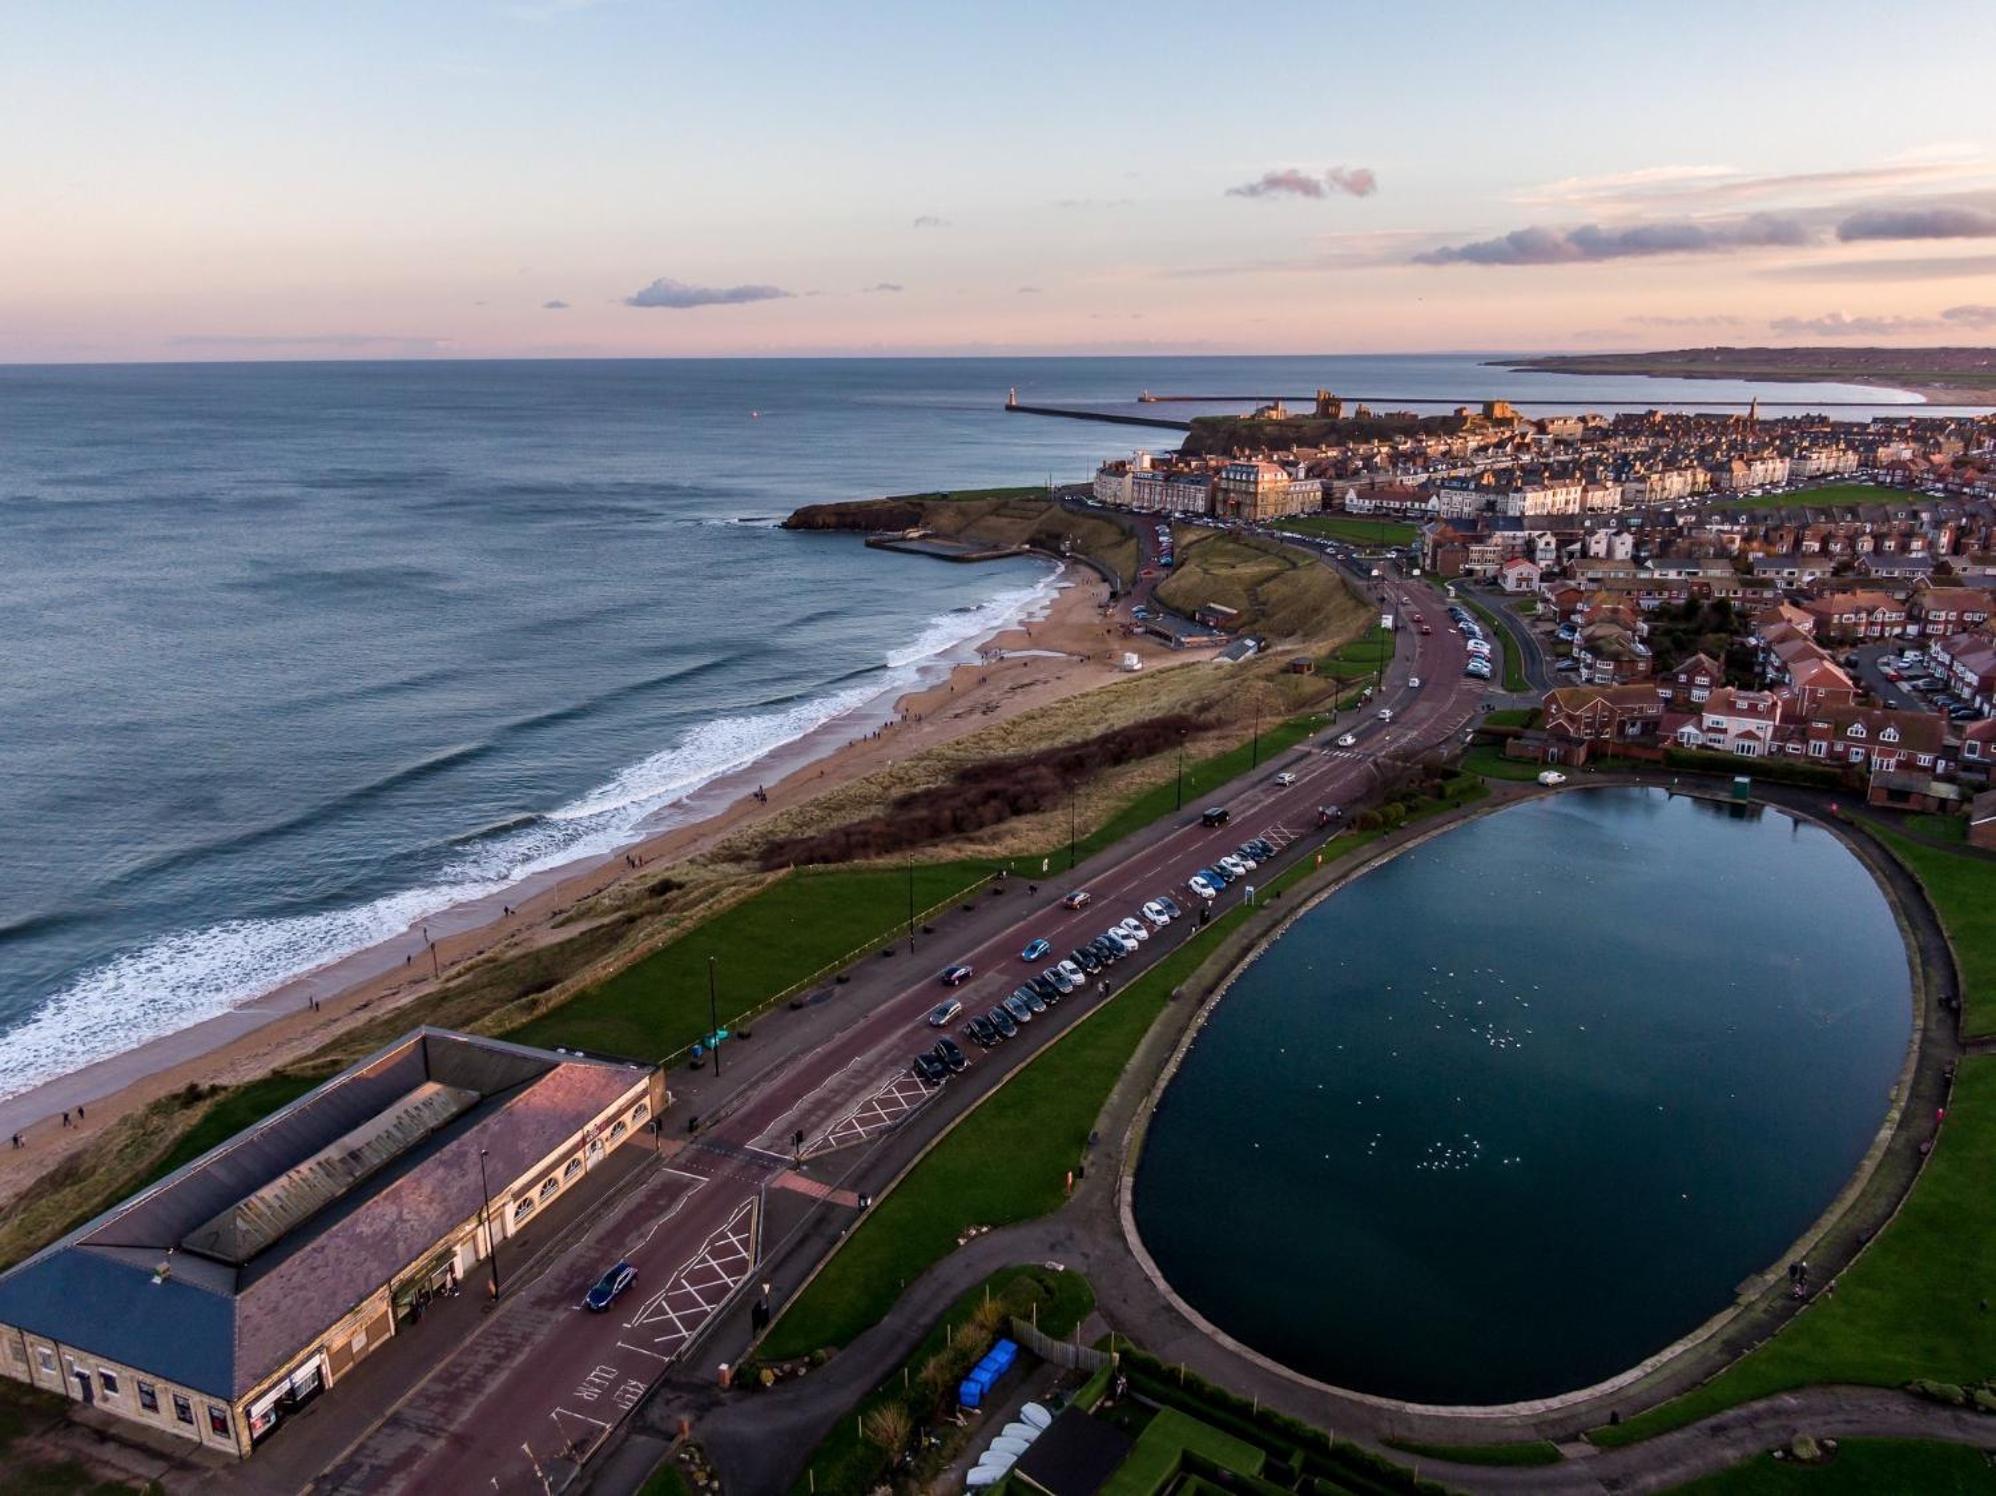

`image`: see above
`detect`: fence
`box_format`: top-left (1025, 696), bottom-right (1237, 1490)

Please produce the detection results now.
top-left (1010, 1314), bottom-right (1115, 1374)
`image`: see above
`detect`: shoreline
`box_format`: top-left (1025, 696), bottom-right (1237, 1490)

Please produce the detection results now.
top-left (0, 562), bottom-right (1180, 1187)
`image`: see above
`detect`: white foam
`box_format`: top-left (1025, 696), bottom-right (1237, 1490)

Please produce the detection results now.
top-left (0, 563), bottom-right (1064, 1102)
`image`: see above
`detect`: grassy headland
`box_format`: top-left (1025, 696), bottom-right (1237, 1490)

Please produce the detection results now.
top-left (1157, 527), bottom-right (1371, 641)
top-left (783, 490), bottom-right (1140, 587)
top-left (1496, 346), bottom-right (1996, 399)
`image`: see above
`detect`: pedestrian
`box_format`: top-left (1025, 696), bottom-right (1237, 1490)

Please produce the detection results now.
top-left (76, 1105), bottom-right (84, 1122)
top-left (9, 1133), bottom-right (19, 1150)
top-left (60, 1110), bottom-right (70, 1129)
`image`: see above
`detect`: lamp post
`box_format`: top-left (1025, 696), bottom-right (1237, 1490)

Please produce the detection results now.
top-left (477, 1146), bottom-right (502, 1298)
top-left (1067, 791), bottom-right (1077, 872)
top-left (1251, 699), bottom-right (1262, 768)
top-left (1174, 734), bottom-right (1185, 811)
top-left (907, 862), bottom-right (916, 955)
top-left (707, 955), bottom-right (722, 1079)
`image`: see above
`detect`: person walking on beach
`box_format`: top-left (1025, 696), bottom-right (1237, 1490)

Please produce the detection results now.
top-left (60, 1111), bottom-right (70, 1129)
top-left (9, 1134), bottom-right (19, 1150)
top-left (76, 1105), bottom-right (84, 1122)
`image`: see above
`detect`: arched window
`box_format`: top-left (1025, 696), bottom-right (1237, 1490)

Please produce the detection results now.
top-left (631, 1101), bottom-right (648, 1125)
top-left (513, 1197), bottom-right (535, 1224)
top-left (563, 1156), bottom-right (583, 1180)
top-left (539, 1177), bottom-right (559, 1201)
top-left (610, 1119), bottom-right (628, 1141)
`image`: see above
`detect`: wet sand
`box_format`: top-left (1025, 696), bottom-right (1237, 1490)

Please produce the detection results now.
top-left (0, 568), bottom-right (1191, 1198)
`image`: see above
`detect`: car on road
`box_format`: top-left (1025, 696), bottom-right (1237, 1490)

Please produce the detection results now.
top-left (1020, 938), bottom-right (1051, 963)
top-left (1200, 805), bottom-right (1231, 828)
top-left (1057, 958), bottom-right (1087, 987)
top-left (933, 1037), bottom-right (968, 1073)
top-left (1336, 732), bottom-right (1358, 748)
top-left (1003, 993), bottom-right (1034, 1025)
top-left (1061, 890), bottom-right (1093, 910)
top-left (1115, 916), bottom-right (1149, 944)
top-left (939, 964), bottom-right (974, 987)
top-left (1538, 770), bottom-right (1568, 787)
top-left (583, 1261), bottom-right (637, 1312)
top-left (1377, 708), bottom-right (1394, 722)
top-left (1273, 770), bottom-right (1296, 786)
top-left (928, 999), bottom-right (964, 1027)
top-left (912, 1051), bottom-right (949, 1086)
top-left (1142, 900), bottom-right (1171, 927)
top-left (1156, 895), bottom-right (1183, 919)
top-left (987, 1005), bottom-right (1019, 1038)
top-left (1408, 677), bottom-right (1420, 689)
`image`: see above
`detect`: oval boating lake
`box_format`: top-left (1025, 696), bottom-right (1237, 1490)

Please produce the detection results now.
top-left (1131, 788), bottom-right (1913, 1405)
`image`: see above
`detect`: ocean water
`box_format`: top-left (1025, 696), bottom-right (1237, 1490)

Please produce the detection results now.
top-left (0, 355), bottom-right (1952, 1101)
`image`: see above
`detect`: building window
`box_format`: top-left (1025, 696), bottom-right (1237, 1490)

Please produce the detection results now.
top-left (631, 1101), bottom-right (648, 1125)
top-left (513, 1197), bottom-right (534, 1224)
top-left (34, 1346), bottom-right (54, 1376)
top-left (539, 1177), bottom-right (559, 1201)
top-left (1809, 740), bottom-right (1828, 758)
top-left (563, 1156), bottom-right (583, 1180)
top-left (610, 1120), bottom-right (627, 1140)
top-left (208, 1405), bottom-right (230, 1439)
top-left (98, 1370), bottom-right (119, 1398)
top-left (138, 1382), bottom-right (159, 1413)
top-left (173, 1394), bottom-right (194, 1425)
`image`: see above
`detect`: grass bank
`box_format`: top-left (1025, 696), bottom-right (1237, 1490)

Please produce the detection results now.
top-left (1592, 1055), bottom-right (1996, 1447)
top-left (760, 917), bottom-right (1244, 1359)
top-left (1667, 1437), bottom-right (1996, 1494)
top-left (782, 1265), bottom-right (1093, 1495)
top-left (1874, 827), bottom-right (1996, 1040)
top-left (1318, 626), bottom-right (1393, 683)
top-left (1157, 530), bottom-right (1370, 642)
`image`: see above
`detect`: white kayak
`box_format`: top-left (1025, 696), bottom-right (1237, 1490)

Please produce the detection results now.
top-left (966, 1466), bottom-right (1004, 1489)
top-left (975, 1449), bottom-right (1018, 1475)
top-left (1000, 1421), bottom-right (1040, 1444)
top-left (989, 1435), bottom-right (1031, 1459)
top-left (1020, 1402), bottom-right (1053, 1430)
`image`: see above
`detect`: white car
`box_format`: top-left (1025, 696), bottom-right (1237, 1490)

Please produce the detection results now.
top-left (1187, 874), bottom-right (1217, 900)
top-left (1056, 959), bottom-right (1087, 987)
top-left (1337, 732), bottom-right (1357, 748)
top-left (1408, 677), bottom-right (1421, 689)
top-left (1142, 900), bottom-right (1172, 927)
top-left (1217, 855), bottom-right (1249, 879)
top-left (1273, 770), bottom-right (1296, 786)
top-left (1538, 770), bottom-right (1568, 787)
top-left (1116, 916), bottom-right (1149, 944)
top-left (1377, 708), bottom-right (1394, 722)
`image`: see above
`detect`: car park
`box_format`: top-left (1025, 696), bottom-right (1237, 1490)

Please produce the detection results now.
top-left (933, 1037), bottom-right (968, 1073)
top-left (939, 964), bottom-right (974, 987)
top-left (1142, 900), bottom-right (1171, 927)
top-left (988, 1005), bottom-right (1018, 1038)
top-left (1116, 916), bottom-right (1149, 944)
top-left (1061, 890), bottom-right (1093, 910)
top-left (1003, 993), bottom-right (1034, 1025)
top-left (1020, 938), bottom-right (1051, 962)
top-left (928, 999), bottom-right (963, 1027)
top-left (584, 1262), bottom-right (637, 1312)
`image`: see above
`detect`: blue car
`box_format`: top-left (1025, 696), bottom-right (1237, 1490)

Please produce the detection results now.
top-left (584, 1261), bottom-right (636, 1312)
top-left (1020, 937), bottom-right (1051, 962)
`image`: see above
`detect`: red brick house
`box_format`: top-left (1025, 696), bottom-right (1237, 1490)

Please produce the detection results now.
top-left (1802, 590), bottom-right (1908, 641)
top-left (1909, 586), bottom-right (1994, 638)
top-left (1802, 706), bottom-right (1945, 775)
top-left (1661, 652), bottom-right (1724, 708)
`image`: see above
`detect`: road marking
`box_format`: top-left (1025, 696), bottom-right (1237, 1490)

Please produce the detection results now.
top-left (627, 1196), bottom-right (759, 1359)
top-left (809, 1068), bottom-right (933, 1156)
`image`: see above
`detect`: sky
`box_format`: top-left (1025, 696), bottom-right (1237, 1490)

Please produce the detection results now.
top-left (2, 0), bottom-right (1994, 362)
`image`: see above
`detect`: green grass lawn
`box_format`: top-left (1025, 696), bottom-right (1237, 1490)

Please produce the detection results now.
top-left (1317, 626), bottom-right (1393, 682)
top-left (1460, 596), bottom-right (1530, 691)
top-left (507, 862), bottom-right (989, 1059)
top-left (760, 918), bottom-right (1243, 1358)
top-left (1386, 1436), bottom-right (1562, 1467)
top-left (1908, 813), bottom-right (1969, 845)
top-left (1875, 828), bottom-right (1996, 1040)
top-left (1593, 1055), bottom-right (1996, 1448)
top-left (1103, 1407), bottom-right (1266, 1496)
top-left (1666, 1438), bottom-right (1996, 1494)
top-left (1482, 707), bottom-right (1537, 729)
top-left (1461, 744), bottom-right (1548, 782)
top-left (1275, 513), bottom-right (1419, 548)
top-left (1712, 484), bottom-right (1905, 512)
top-left (786, 1265), bottom-right (1094, 1496)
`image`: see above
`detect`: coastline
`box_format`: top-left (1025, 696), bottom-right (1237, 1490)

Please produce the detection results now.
top-left (0, 563), bottom-right (1185, 1194)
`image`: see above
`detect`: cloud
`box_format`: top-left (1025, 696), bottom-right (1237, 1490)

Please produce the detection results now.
top-left (1767, 304), bottom-right (1996, 336)
top-left (1837, 206), bottom-right (1996, 241)
top-left (1415, 213), bottom-right (1808, 266)
top-left (1756, 252), bottom-right (1996, 283)
top-left (912, 215), bottom-right (949, 229)
top-left (542, 299), bottom-right (570, 310)
top-left (862, 282), bottom-right (904, 294)
top-left (1516, 159), bottom-right (1991, 210)
top-left (1227, 166), bottom-right (1378, 200)
top-left (623, 277), bottom-right (792, 309)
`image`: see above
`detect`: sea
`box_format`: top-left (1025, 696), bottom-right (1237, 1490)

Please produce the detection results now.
top-left (0, 354), bottom-right (1970, 1103)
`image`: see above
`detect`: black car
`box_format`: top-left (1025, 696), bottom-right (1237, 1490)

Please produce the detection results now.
top-left (1090, 935), bottom-right (1122, 964)
top-left (1002, 993), bottom-right (1034, 1025)
top-left (912, 1051), bottom-right (948, 1086)
top-left (1246, 839), bottom-right (1274, 859)
top-left (1072, 946), bottom-right (1102, 974)
top-left (1021, 986), bottom-right (1048, 1014)
top-left (966, 1015), bottom-right (999, 1048)
top-left (932, 1037), bottom-right (968, 1073)
top-left (1029, 975), bottom-right (1060, 1003)
top-left (987, 1005), bottom-right (1018, 1039)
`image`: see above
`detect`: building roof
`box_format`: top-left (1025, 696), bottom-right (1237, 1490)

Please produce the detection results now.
top-left (1012, 1408), bottom-right (1136, 1496)
top-left (0, 1030), bottom-right (648, 1401)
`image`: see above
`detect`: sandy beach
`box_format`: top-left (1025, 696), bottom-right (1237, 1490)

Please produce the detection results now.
top-left (0, 565), bottom-right (1182, 1202)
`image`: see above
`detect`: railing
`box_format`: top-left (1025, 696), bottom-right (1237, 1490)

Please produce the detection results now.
top-left (1010, 1313), bottom-right (1114, 1373)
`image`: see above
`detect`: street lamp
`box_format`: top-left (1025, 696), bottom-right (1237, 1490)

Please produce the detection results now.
top-left (1067, 790), bottom-right (1078, 872)
top-left (477, 1146), bottom-right (502, 1298)
top-left (907, 862), bottom-right (916, 955)
top-left (1251, 699), bottom-right (1262, 768)
top-left (707, 955), bottom-right (722, 1079)
top-left (1174, 734), bottom-right (1186, 811)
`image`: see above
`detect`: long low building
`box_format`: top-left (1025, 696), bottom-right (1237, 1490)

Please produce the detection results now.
top-left (0, 1029), bottom-right (662, 1457)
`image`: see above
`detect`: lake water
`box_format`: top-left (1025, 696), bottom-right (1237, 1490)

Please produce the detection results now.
top-left (1132, 788), bottom-right (1912, 1405)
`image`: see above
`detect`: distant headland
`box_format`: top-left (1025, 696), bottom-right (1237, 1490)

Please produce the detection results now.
top-left (1496, 345), bottom-right (1996, 403)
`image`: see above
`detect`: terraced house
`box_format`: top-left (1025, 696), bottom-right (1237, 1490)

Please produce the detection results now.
top-left (0, 1030), bottom-right (661, 1457)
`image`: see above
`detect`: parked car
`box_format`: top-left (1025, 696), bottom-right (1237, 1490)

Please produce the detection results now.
top-left (1188, 873), bottom-right (1217, 900)
top-left (1105, 928), bottom-right (1138, 954)
top-left (912, 1051), bottom-right (949, 1086)
top-left (939, 964), bottom-right (974, 987)
top-left (1020, 938), bottom-right (1051, 962)
top-left (1203, 863), bottom-right (1235, 886)
top-left (966, 1015), bottom-right (1000, 1047)
top-left (1088, 935), bottom-right (1121, 964)
top-left (928, 999), bottom-right (963, 1027)
top-left (1057, 958), bottom-right (1087, 987)
top-left (1377, 708), bottom-right (1394, 722)
top-left (988, 1005), bottom-right (1019, 1038)
top-left (1115, 917), bottom-right (1149, 944)
top-left (1142, 900), bottom-right (1172, 927)
top-left (1538, 770), bottom-right (1568, 787)
top-left (1217, 855), bottom-right (1248, 879)
top-left (933, 1037), bottom-right (968, 1073)
top-left (1072, 945), bottom-right (1102, 974)
top-left (1231, 847), bottom-right (1258, 869)
top-left (1408, 677), bottom-right (1421, 689)
top-left (1044, 965), bottom-right (1075, 994)
top-left (1061, 890), bottom-right (1093, 910)
top-left (1245, 840), bottom-right (1273, 860)
top-left (584, 1261), bottom-right (637, 1312)
top-left (1028, 974), bottom-right (1059, 1002)
top-left (1003, 993), bottom-right (1034, 1025)
top-left (1157, 894), bottom-right (1183, 919)
top-left (1273, 770), bottom-right (1297, 786)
